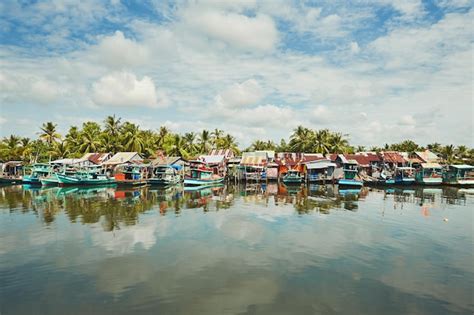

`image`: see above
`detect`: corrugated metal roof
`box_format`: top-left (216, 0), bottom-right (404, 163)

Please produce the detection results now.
top-left (199, 155), bottom-right (225, 164)
top-left (82, 153), bottom-right (111, 164)
top-left (209, 149), bottom-right (234, 158)
top-left (151, 156), bottom-right (183, 166)
top-left (306, 162), bottom-right (337, 170)
top-left (380, 152), bottom-right (406, 164)
top-left (103, 152), bottom-right (143, 165)
top-left (51, 158), bottom-right (87, 165)
top-left (240, 152), bottom-right (268, 166)
top-left (415, 150), bottom-right (439, 163)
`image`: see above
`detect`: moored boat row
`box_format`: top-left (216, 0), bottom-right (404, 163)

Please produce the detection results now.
top-left (1, 150), bottom-right (473, 188)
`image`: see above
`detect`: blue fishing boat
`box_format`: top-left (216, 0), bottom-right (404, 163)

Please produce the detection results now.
top-left (393, 167), bottom-right (416, 185)
top-left (22, 163), bottom-right (51, 185)
top-left (184, 166), bottom-right (224, 188)
top-left (147, 165), bottom-right (182, 186)
top-left (415, 163), bottom-right (443, 185)
top-left (338, 161), bottom-right (363, 188)
top-left (442, 165), bottom-right (474, 186)
top-left (56, 166), bottom-right (116, 186)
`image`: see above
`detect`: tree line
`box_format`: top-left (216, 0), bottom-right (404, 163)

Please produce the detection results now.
top-left (0, 117), bottom-right (472, 164)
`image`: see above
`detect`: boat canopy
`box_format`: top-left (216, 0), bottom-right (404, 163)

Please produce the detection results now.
top-left (306, 162), bottom-right (336, 170)
top-left (450, 164), bottom-right (473, 169)
top-left (397, 167), bottom-right (415, 170)
top-left (420, 163), bottom-right (441, 169)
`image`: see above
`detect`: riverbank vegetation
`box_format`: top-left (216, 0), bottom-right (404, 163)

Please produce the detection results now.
top-left (1, 116), bottom-right (473, 164)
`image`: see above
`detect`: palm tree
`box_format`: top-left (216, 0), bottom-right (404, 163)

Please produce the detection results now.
top-left (212, 128), bottom-right (224, 148)
top-left (427, 142), bottom-right (442, 153)
top-left (39, 122), bottom-right (61, 145)
top-left (51, 140), bottom-right (70, 159)
top-left (168, 134), bottom-right (188, 157)
top-left (442, 145), bottom-right (455, 164)
top-left (289, 125), bottom-right (313, 152)
top-left (198, 129), bottom-right (211, 154)
top-left (313, 129), bottom-right (331, 154)
top-left (221, 134), bottom-right (239, 154)
top-left (0, 135), bottom-right (21, 160)
top-left (183, 132), bottom-right (197, 155)
top-left (329, 133), bottom-right (349, 153)
top-left (104, 115), bottom-right (122, 137)
top-left (456, 145), bottom-right (468, 159)
top-left (79, 132), bottom-right (102, 153)
top-left (121, 122), bottom-right (145, 153)
top-left (156, 126), bottom-right (170, 149)
top-left (356, 145), bottom-right (366, 152)
top-left (249, 140), bottom-right (268, 151)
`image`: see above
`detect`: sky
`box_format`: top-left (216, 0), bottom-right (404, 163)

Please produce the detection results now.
top-left (0, 0), bottom-right (472, 148)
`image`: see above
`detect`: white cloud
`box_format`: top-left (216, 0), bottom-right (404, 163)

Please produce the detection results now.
top-left (182, 10), bottom-right (278, 52)
top-left (93, 31), bottom-right (150, 69)
top-left (92, 72), bottom-right (168, 108)
top-left (0, 116), bottom-right (6, 124)
top-left (215, 79), bottom-right (264, 107)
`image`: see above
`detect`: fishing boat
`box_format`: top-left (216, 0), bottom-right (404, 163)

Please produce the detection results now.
top-left (114, 164), bottom-right (148, 187)
top-left (184, 163), bottom-right (224, 188)
top-left (0, 161), bottom-right (23, 184)
top-left (148, 165), bottom-right (182, 186)
top-left (393, 167), bottom-right (416, 185)
top-left (338, 161), bottom-right (363, 188)
top-left (41, 166), bottom-right (78, 186)
top-left (22, 163), bottom-right (51, 185)
top-left (442, 165), bottom-right (474, 186)
top-left (415, 163), bottom-right (443, 185)
top-left (56, 166), bottom-right (115, 186)
top-left (282, 169), bottom-right (303, 184)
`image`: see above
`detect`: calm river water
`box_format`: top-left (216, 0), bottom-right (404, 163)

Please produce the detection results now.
top-left (0, 183), bottom-right (473, 315)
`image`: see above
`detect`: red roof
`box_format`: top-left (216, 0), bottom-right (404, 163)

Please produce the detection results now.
top-left (345, 154), bottom-right (381, 167)
top-left (380, 152), bottom-right (406, 164)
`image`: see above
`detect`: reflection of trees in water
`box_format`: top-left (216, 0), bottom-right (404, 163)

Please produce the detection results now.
top-left (0, 184), bottom-right (469, 227)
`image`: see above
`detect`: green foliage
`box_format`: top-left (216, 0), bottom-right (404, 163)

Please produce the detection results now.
top-left (0, 119), bottom-right (472, 165)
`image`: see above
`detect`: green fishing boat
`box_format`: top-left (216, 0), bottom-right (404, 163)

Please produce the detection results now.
top-left (282, 169), bottom-right (303, 184)
top-left (22, 163), bottom-right (51, 185)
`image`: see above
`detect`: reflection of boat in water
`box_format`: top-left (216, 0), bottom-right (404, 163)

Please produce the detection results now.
top-left (184, 182), bottom-right (224, 191)
top-left (338, 188), bottom-right (361, 196)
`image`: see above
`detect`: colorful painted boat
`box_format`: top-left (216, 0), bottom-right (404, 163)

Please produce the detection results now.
top-left (184, 167), bottom-right (224, 187)
top-left (114, 164), bottom-right (148, 187)
top-left (22, 163), bottom-right (51, 185)
top-left (147, 165), bottom-right (182, 186)
top-left (282, 169), bottom-right (303, 184)
top-left (338, 161), bottom-right (363, 188)
top-left (56, 173), bottom-right (116, 186)
top-left (0, 161), bottom-right (23, 184)
top-left (415, 163), bottom-right (443, 185)
top-left (443, 165), bottom-right (474, 186)
top-left (393, 167), bottom-right (416, 185)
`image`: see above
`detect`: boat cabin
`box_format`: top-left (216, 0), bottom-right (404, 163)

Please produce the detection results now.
top-left (1, 161), bottom-right (23, 177)
top-left (342, 160), bottom-right (359, 180)
top-left (305, 160), bottom-right (336, 182)
top-left (443, 165), bottom-right (474, 185)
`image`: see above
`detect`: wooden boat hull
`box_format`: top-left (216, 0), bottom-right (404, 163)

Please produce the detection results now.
top-left (394, 178), bottom-right (416, 185)
top-left (56, 174), bottom-right (116, 186)
top-left (184, 178), bottom-right (224, 187)
top-left (338, 179), bottom-right (363, 187)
